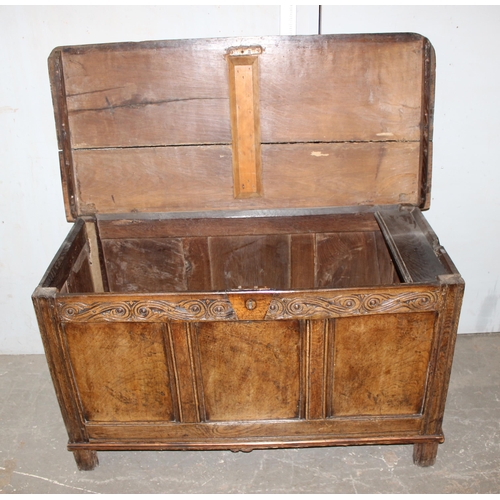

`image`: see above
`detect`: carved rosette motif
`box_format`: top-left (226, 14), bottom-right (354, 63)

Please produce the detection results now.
top-left (58, 299), bottom-right (237, 322)
top-left (265, 291), bottom-right (440, 320)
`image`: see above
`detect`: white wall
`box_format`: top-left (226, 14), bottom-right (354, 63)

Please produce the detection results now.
top-left (0, 6), bottom-right (498, 354)
top-left (0, 5), bottom-right (282, 354)
top-left (321, 6), bottom-right (500, 335)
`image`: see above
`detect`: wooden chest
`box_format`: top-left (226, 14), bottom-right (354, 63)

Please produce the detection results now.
top-left (33, 33), bottom-right (464, 471)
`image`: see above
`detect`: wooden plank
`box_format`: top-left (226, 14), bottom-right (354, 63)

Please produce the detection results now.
top-left (259, 35), bottom-right (424, 143)
top-left (73, 433), bottom-right (442, 452)
top-left (315, 231), bottom-right (381, 288)
top-left (72, 142), bottom-right (420, 215)
top-left (58, 34), bottom-right (425, 149)
top-left (55, 284), bottom-right (442, 325)
top-left (209, 234), bottom-right (290, 290)
top-left (65, 245), bottom-right (94, 293)
top-left (84, 221), bottom-right (105, 292)
top-left (101, 238), bottom-right (187, 293)
top-left (262, 142), bottom-right (420, 208)
top-left (97, 212), bottom-right (380, 240)
top-left (419, 39), bottom-right (436, 209)
top-left (290, 233), bottom-right (315, 289)
top-left (84, 415), bottom-right (424, 442)
top-left (48, 34), bottom-right (433, 217)
top-left (227, 52), bottom-right (262, 198)
top-left (49, 49), bottom-right (77, 220)
top-left (61, 40), bottom-right (231, 149)
top-left (332, 312), bottom-right (435, 416)
top-left (40, 218), bottom-right (87, 290)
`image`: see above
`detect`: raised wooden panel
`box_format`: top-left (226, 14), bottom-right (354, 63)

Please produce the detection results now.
top-left (195, 321), bottom-right (301, 421)
top-left (332, 312), bottom-right (435, 416)
top-left (64, 322), bottom-right (176, 422)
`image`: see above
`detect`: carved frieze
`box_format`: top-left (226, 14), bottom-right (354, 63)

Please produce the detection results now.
top-left (58, 298), bottom-right (237, 322)
top-left (58, 291), bottom-right (440, 322)
top-left (265, 291), bottom-right (441, 320)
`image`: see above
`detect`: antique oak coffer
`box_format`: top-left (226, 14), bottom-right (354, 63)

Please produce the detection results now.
top-left (33, 33), bottom-right (464, 470)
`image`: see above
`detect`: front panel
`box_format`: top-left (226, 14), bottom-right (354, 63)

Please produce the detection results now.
top-left (62, 313), bottom-right (436, 426)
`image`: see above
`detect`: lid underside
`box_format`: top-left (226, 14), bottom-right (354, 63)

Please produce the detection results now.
top-left (49, 33), bottom-right (435, 221)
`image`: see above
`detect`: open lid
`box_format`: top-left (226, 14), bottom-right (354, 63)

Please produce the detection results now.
top-left (49, 33), bottom-right (435, 221)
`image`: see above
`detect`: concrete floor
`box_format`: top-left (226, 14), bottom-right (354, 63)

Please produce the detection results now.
top-left (0, 332), bottom-right (499, 494)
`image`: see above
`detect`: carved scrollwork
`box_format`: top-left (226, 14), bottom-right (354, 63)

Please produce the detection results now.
top-left (58, 298), bottom-right (237, 322)
top-left (265, 291), bottom-right (440, 320)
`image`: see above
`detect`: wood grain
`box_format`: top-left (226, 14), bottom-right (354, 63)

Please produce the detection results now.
top-left (97, 212), bottom-right (380, 240)
top-left (290, 234), bottom-right (315, 289)
top-left (413, 442), bottom-right (439, 467)
top-left (60, 34), bottom-right (424, 147)
top-left (65, 245), bottom-right (94, 293)
top-left (40, 218), bottom-right (87, 290)
top-left (64, 322), bottom-right (176, 422)
top-left (375, 207), bottom-right (449, 282)
top-left (48, 33), bottom-right (434, 218)
top-left (84, 221), bottom-right (105, 293)
top-left (49, 49), bottom-right (77, 220)
top-left (209, 234), bottom-right (290, 290)
top-left (83, 416), bottom-right (425, 443)
top-left (227, 53), bottom-right (262, 198)
top-left (72, 142), bottom-right (420, 215)
top-left (101, 238), bottom-right (187, 293)
top-left (32, 288), bottom-right (90, 448)
top-left (196, 321), bottom-right (301, 421)
top-left (305, 320), bottom-right (331, 419)
top-left (167, 323), bottom-right (201, 423)
top-left (315, 230), bottom-right (396, 288)
top-left (332, 312), bottom-right (435, 416)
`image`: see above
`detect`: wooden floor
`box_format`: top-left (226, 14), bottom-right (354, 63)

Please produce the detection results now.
top-left (0, 332), bottom-right (499, 494)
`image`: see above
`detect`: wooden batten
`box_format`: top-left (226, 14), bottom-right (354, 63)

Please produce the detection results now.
top-left (226, 46), bottom-right (263, 199)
